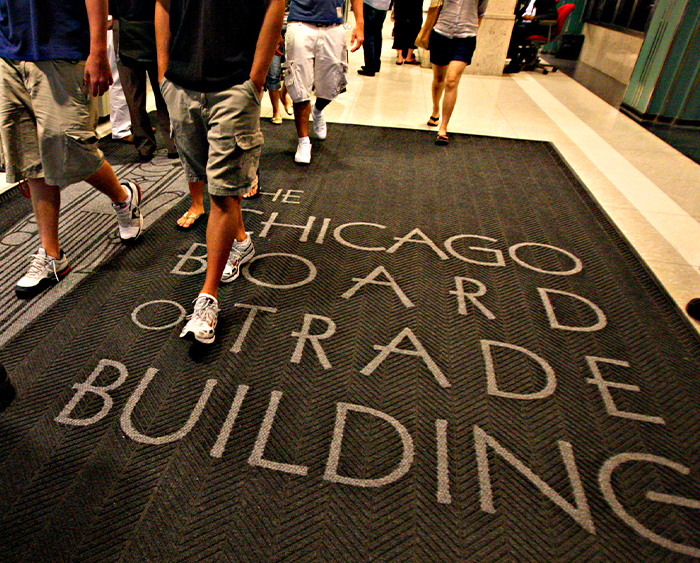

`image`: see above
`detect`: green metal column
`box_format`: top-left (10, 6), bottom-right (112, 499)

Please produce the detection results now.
top-left (622, 0), bottom-right (700, 124)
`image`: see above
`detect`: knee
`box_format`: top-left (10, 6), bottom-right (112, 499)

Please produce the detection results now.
top-left (444, 77), bottom-right (460, 91)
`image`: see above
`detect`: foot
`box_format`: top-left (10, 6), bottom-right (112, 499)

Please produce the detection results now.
top-left (396, 58), bottom-right (404, 65)
top-left (180, 293), bottom-right (219, 344)
top-left (113, 181), bottom-right (143, 244)
top-left (687, 298), bottom-right (700, 321)
top-left (427, 115), bottom-right (439, 127)
top-left (405, 57), bottom-right (420, 65)
top-left (311, 103), bottom-right (327, 140)
top-left (243, 175), bottom-right (261, 199)
top-left (503, 61), bottom-right (521, 74)
top-left (221, 236), bottom-right (255, 284)
top-left (15, 247), bottom-right (71, 299)
top-left (137, 151), bottom-right (154, 163)
top-left (295, 137), bottom-right (312, 165)
top-left (283, 93), bottom-right (294, 115)
top-left (177, 208), bottom-right (206, 230)
top-left (435, 132), bottom-right (450, 146)
top-left (271, 115), bottom-right (283, 124)
top-left (0, 364), bottom-right (15, 412)
top-left (357, 67), bottom-right (376, 77)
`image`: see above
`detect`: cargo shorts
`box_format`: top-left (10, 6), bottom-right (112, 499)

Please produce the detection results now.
top-left (160, 77), bottom-right (264, 197)
top-left (0, 58), bottom-right (104, 187)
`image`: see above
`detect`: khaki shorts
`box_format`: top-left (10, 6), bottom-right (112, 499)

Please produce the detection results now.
top-left (160, 77), bottom-right (264, 197)
top-left (284, 22), bottom-right (348, 103)
top-left (0, 58), bottom-right (104, 187)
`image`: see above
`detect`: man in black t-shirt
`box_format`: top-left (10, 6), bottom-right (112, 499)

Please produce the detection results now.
top-left (155, 0), bottom-right (285, 344)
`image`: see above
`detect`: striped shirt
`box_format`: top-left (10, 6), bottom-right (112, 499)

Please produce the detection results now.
top-left (434, 0), bottom-right (489, 39)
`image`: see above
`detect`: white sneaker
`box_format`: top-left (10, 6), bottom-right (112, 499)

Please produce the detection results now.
top-left (221, 236), bottom-right (255, 283)
top-left (15, 247), bottom-right (71, 299)
top-left (295, 137), bottom-right (312, 165)
top-left (311, 103), bottom-right (327, 140)
top-left (112, 181), bottom-right (143, 244)
top-left (180, 293), bottom-right (219, 344)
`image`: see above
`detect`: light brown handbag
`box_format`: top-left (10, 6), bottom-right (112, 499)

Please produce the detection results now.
top-left (415, 0), bottom-right (444, 50)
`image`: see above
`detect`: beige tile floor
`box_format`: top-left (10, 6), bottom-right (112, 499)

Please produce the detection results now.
top-left (3, 23), bottom-right (699, 329)
top-left (255, 25), bottom-right (700, 329)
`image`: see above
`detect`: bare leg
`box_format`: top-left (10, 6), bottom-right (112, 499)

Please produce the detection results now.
top-left (269, 89), bottom-right (282, 120)
top-left (200, 194), bottom-right (246, 299)
top-left (407, 48), bottom-right (416, 62)
top-left (28, 178), bottom-right (61, 258)
top-left (177, 180), bottom-right (206, 228)
top-left (438, 60), bottom-right (468, 137)
top-left (85, 160), bottom-right (128, 204)
top-left (431, 64), bottom-right (447, 118)
top-left (396, 49), bottom-right (404, 63)
top-left (294, 100), bottom-right (312, 139)
top-left (281, 83), bottom-right (293, 114)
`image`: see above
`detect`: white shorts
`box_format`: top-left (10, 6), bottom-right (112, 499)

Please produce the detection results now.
top-left (284, 21), bottom-right (348, 103)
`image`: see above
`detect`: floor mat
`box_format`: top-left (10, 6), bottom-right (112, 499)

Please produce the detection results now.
top-left (0, 123), bottom-right (699, 562)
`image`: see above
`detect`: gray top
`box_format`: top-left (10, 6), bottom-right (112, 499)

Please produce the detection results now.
top-left (434, 0), bottom-right (488, 39)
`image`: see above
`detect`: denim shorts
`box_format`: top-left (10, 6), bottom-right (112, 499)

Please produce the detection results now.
top-left (0, 58), bottom-right (104, 187)
top-left (160, 77), bottom-right (264, 197)
top-left (429, 32), bottom-right (477, 67)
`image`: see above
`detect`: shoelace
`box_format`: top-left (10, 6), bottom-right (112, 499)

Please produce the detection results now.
top-left (26, 252), bottom-right (60, 281)
top-left (114, 199), bottom-right (132, 228)
top-left (187, 296), bottom-right (219, 325)
top-left (229, 240), bottom-right (250, 263)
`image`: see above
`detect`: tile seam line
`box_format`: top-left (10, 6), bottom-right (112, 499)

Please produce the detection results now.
top-left (512, 73), bottom-right (700, 269)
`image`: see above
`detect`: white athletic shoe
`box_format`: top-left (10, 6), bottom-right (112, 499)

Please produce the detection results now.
top-left (180, 293), bottom-right (219, 344)
top-left (311, 103), bottom-right (327, 140)
top-left (15, 247), bottom-right (71, 299)
top-left (221, 236), bottom-right (255, 283)
top-left (112, 181), bottom-right (143, 243)
top-left (295, 137), bottom-right (312, 165)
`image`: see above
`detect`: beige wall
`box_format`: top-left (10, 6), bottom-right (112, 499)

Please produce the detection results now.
top-left (578, 23), bottom-right (645, 85)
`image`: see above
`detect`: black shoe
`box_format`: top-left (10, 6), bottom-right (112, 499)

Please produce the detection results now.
top-left (357, 67), bottom-right (376, 77)
top-left (137, 151), bottom-right (155, 163)
top-left (687, 298), bottom-right (700, 321)
top-left (503, 61), bottom-right (521, 74)
top-left (0, 364), bottom-right (16, 412)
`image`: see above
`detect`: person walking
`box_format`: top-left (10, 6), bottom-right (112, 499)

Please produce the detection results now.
top-left (428, 0), bottom-right (488, 145)
top-left (285, 0), bottom-right (364, 164)
top-left (392, 0), bottom-right (423, 65)
top-left (0, 0), bottom-right (144, 300)
top-left (358, 0), bottom-right (391, 76)
top-left (155, 0), bottom-right (285, 344)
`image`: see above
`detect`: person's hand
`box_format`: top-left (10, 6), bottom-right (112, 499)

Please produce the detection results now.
top-left (84, 50), bottom-right (113, 97)
top-left (275, 35), bottom-right (284, 57)
top-left (350, 24), bottom-right (364, 52)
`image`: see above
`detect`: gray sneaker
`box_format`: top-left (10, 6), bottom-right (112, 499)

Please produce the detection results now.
top-left (180, 294), bottom-right (219, 344)
top-left (112, 181), bottom-right (143, 244)
top-left (15, 247), bottom-right (71, 299)
top-left (221, 236), bottom-right (255, 283)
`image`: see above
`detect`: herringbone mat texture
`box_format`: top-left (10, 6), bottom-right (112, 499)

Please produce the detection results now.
top-left (0, 123), bottom-right (699, 562)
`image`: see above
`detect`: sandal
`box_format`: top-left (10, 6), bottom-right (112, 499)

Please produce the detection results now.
top-left (405, 58), bottom-right (420, 65)
top-left (396, 59), bottom-right (404, 65)
top-left (177, 210), bottom-right (206, 231)
top-left (427, 115), bottom-right (439, 127)
top-left (243, 175), bottom-right (261, 199)
top-left (435, 133), bottom-right (450, 146)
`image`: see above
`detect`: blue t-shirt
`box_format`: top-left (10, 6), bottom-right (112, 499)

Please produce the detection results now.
top-left (0, 0), bottom-right (90, 61)
top-left (288, 0), bottom-right (344, 25)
